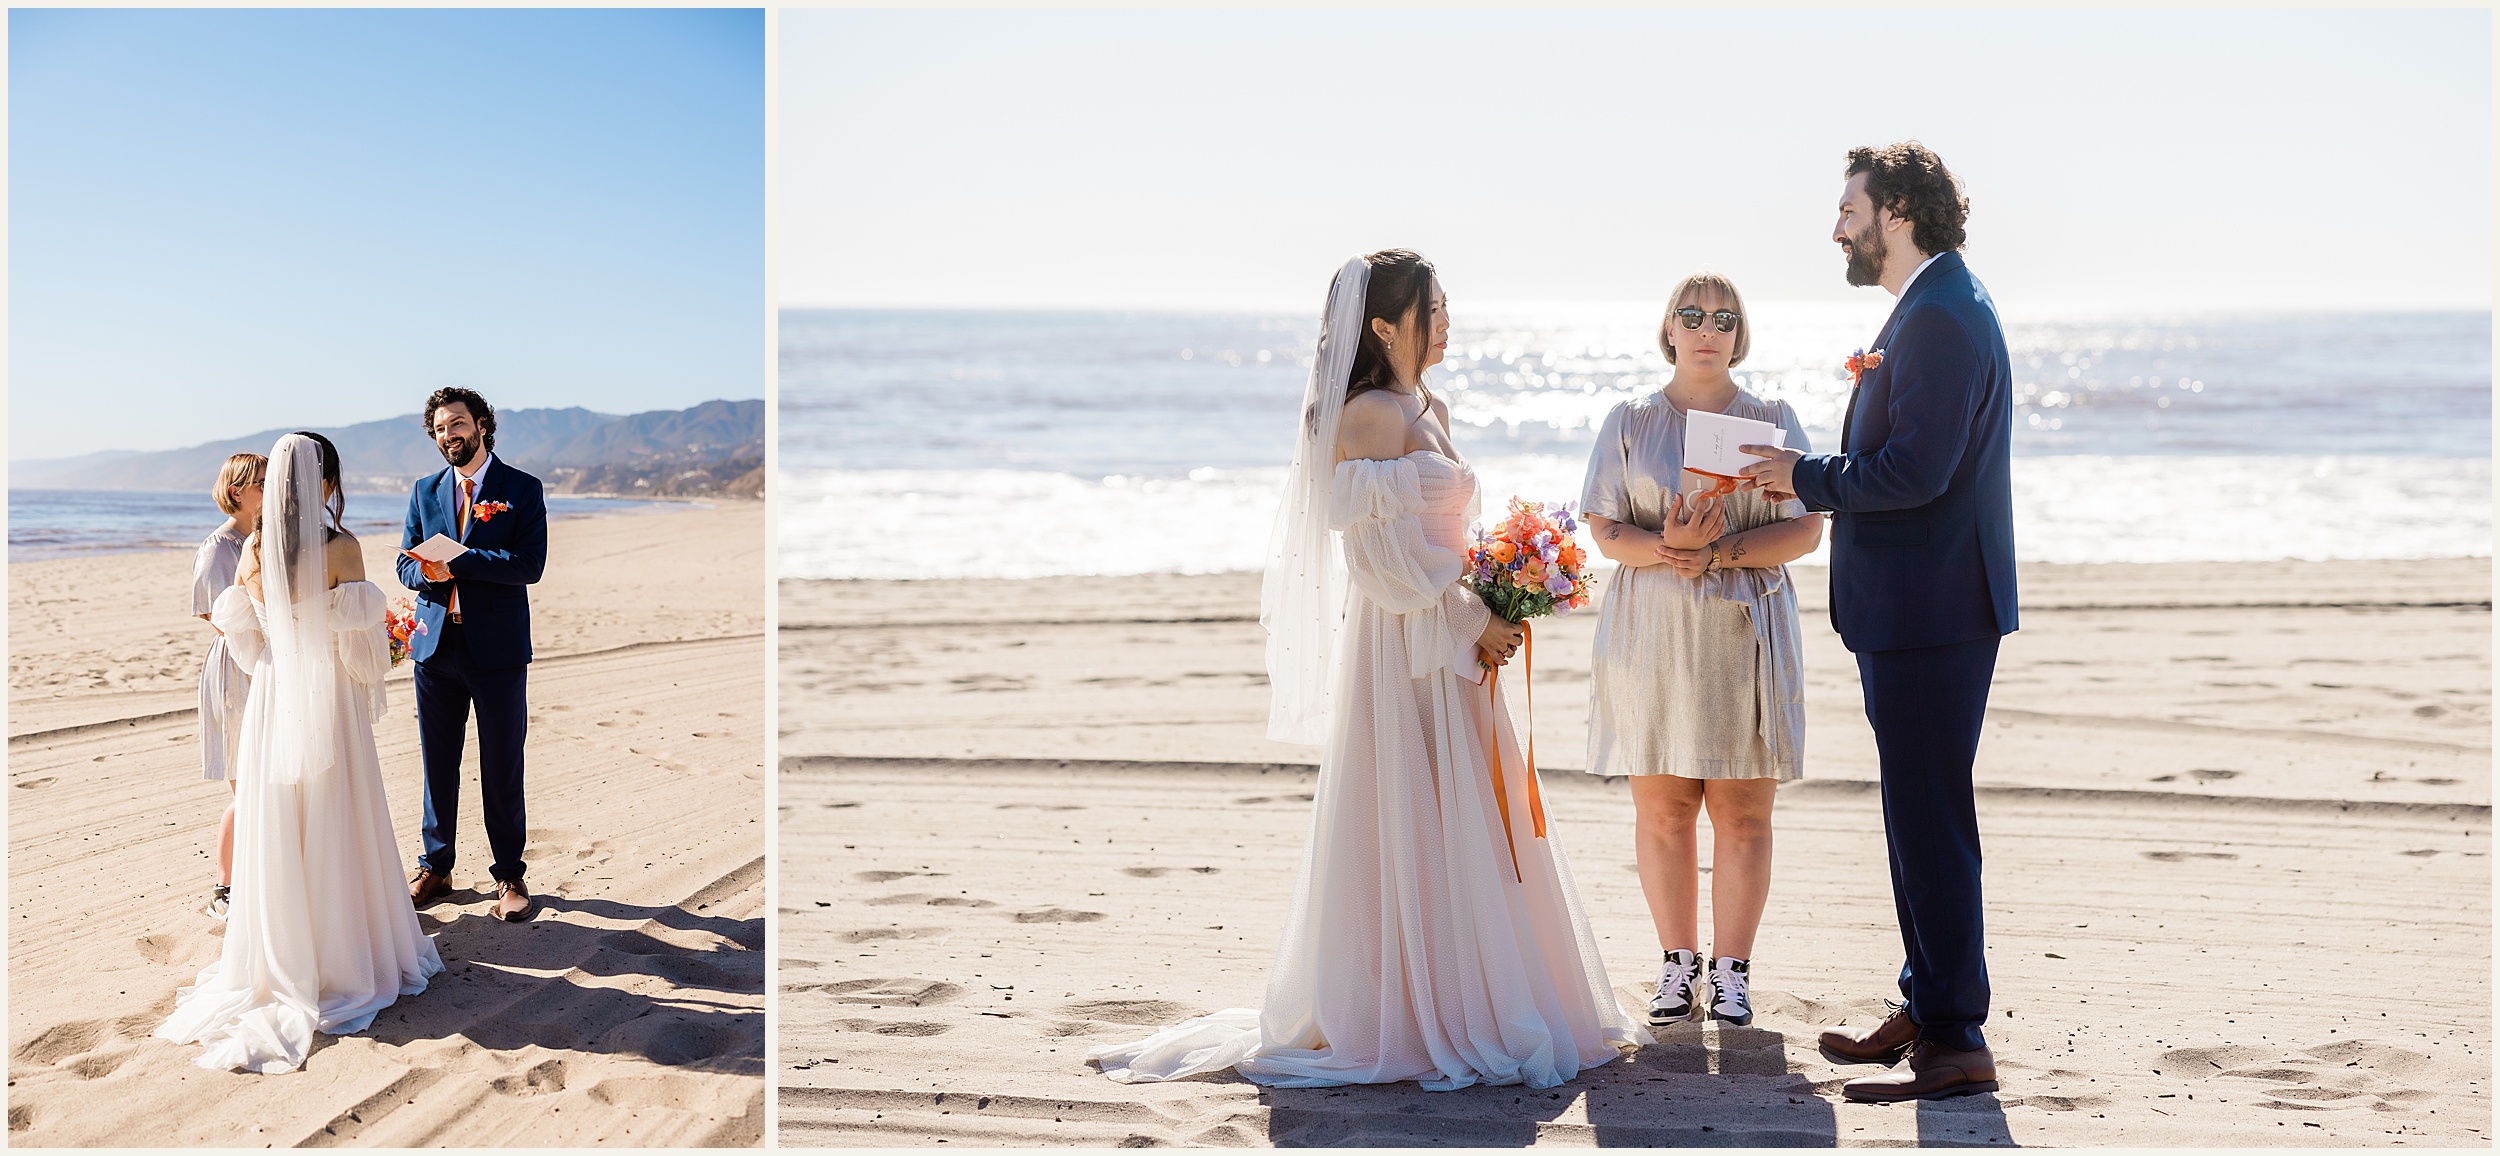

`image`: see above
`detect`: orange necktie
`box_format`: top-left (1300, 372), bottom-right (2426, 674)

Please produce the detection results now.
top-left (450, 476), bottom-right (472, 620)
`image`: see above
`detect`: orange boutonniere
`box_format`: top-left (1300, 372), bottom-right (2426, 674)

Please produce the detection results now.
top-left (471, 500), bottom-right (513, 523)
top-left (1845, 348), bottom-right (1884, 388)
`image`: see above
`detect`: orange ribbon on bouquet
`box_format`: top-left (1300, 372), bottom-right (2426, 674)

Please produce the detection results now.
top-left (1483, 620), bottom-right (1550, 884)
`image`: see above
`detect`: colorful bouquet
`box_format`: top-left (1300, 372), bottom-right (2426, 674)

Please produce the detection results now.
top-left (386, 596), bottom-right (424, 667)
top-left (1465, 497), bottom-right (1595, 627)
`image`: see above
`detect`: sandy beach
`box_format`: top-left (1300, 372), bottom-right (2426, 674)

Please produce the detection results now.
top-left (778, 557), bottom-right (2490, 1146)
top-left (8, 502), bottom-right (766, 1146)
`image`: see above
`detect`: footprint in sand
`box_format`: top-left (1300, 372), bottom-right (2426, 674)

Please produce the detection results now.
top-left (1054, 998), bottom-right (1199, 1025)
top-left (1234, 794), bottom-right (1316, 805)
top-left (489, 1058), bottom-right (569, 1096)
top-left (837, 926), bottom-right (951, 945)
top-left (2140, 850), bottom-right (2239, 862)
top-left (788, 977), bottom-right (964, 1007)
top-left (65, 1048), bottom-right (135, 1081)
top-left (15, 778), bottom-right (56, 790)
top-left (133, 933), bottom-right (198, 966)
top-left (600, 1016), bottom-right (755, 1068)
top-left (2186, 768), bottom-right (2241, 782)
top-left (2168, 1039), bottom-right (2447, 1112)
top-left (12, 1018), bottom-right (110, 1067)
top-left (1010, 908), bottom-right (1106, 924)
top-left (995, 803), bottom-right (1085, 812)
top-left (1119, 867), bottom-right (1222, 878)
top-left (587, 1072), bottom-right (711, 1108)
top-left (855, 869), bottom-right (946, 883)
top-left (831, 1017), bottom-right (952, 1037)
top-left (864, 892), bottom-right (997, 909)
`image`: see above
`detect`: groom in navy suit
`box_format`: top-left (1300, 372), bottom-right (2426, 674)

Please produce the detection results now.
top-left (398, 388), bottom-right (548, 923)
top-left (1740, 142), bottom-right (2017, 1101)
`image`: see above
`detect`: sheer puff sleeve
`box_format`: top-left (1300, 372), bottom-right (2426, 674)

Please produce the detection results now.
top-left (210, 586), bottom-right (265, 671)
top-left (329, 581), bottom-right (391, 713)
top-left (1328, 458), bottom-right (1492, 685)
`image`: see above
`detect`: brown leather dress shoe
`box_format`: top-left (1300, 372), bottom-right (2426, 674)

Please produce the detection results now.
top-left (1841, 1040), bottom-right (2000, 1102)
top-left (1819, 1002), bottom-right (1919, 1064)
top-left (495, 878), bottom-right (534, 923)
top-left (409, 868), bottom-right (454, 907)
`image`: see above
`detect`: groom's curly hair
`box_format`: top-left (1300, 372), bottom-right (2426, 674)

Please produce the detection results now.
top-left (422, 387), bottom-right (498, 453)
top-left (1846, 142), bottom-right (1968, 255)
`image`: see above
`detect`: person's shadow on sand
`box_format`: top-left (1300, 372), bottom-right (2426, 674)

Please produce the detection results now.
top-left (354, 893), bottom-right (764, 1075)
top-left (1578, 1020), bottom-right (1841, 1146)
top-left (1249, 1021), bottom-right (1855, 1146)
top-left (1916, 1089), bottom-right (2017, 1147)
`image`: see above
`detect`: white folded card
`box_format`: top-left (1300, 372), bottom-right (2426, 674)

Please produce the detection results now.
top-left (404, 534), bottom-right (468, 565)
top-left (1682, 408), bottom-right (1788, 481)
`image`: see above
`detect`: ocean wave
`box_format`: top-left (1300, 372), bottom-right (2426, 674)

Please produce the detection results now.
top-left (781, 455), bottom-right (2492, 581)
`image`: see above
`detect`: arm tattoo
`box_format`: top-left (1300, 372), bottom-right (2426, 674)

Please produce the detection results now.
top-left (1728, 539), bottom-right (1748, 563)
top-left (1603, 523), bottom-right (1622, 541)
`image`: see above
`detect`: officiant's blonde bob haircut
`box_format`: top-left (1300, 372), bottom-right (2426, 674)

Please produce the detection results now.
top-left (1657, 271), bottom-right (1751, 368)
top-left (213, 452), bottom-right (267, 516)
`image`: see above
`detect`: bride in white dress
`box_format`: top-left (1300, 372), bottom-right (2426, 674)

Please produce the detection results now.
top-left (1092, 251), bottom-right (1648, 1091)
top-left (155, 432), bottom-right (444, 1074)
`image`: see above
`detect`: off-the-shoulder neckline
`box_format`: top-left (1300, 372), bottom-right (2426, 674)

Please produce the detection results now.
top-left (1337, 448), bottom-right (1464, 468)
top-left (241, 577), bottom-right (380, 606)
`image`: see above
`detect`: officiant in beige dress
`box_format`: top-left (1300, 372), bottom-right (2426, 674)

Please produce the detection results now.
top-left (1580, 271), bottom-right (1823, 1031)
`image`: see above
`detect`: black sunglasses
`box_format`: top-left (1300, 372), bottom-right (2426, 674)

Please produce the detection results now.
top-left (1675, 308), bottom-right (1741, 333)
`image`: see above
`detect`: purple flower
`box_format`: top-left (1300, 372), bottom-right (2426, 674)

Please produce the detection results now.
top-left (1543, 571), bottom-right (1574, 596)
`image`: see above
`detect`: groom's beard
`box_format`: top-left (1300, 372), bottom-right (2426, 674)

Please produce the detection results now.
top-left (1843, 221), bottom-right (1888, 288)
top-left (437, 435), bottom-right (479, 468)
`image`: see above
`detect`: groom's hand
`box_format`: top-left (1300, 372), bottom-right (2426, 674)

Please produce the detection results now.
top-left (1738, 444), bottom-right (1802, 503)
top-left (403, 551), bottom-right (453, 583)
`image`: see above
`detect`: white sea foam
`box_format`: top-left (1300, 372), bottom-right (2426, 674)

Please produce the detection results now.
top-left (780, 454), bottom-right (2492, 580)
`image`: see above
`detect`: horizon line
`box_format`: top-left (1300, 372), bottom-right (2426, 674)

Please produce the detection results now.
top-left (780, 299), bottom-right (2498, 317)
top-left (9, 395), bottom-right (764, 467)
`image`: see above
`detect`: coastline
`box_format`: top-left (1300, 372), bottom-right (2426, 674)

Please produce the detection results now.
top-left (776, 557), bottom-right (2490, 1146)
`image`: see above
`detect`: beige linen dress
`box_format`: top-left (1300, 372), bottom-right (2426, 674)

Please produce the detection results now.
top-left (1580, 389), bottom-right (1809, 781)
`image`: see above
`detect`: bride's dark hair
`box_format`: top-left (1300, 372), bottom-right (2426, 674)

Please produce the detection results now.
top-left (1345, 249), bottom-right (1437, 402)
top-left (265, 431), bottom-right (346, 545)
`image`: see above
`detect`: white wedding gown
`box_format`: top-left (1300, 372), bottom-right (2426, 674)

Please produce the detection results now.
top-left (1093, 450), bottom-right (1649, 1090)
top-left (155, 580), bottom-right (444, 1074)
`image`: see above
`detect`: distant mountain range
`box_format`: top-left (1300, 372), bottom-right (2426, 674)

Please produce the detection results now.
top-left (11, 399), bottom-right (764, 499)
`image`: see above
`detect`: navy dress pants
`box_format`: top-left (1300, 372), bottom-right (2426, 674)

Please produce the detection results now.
top-left (1857, 633), bottom-right (1999, 1052)
top-left (414, 620), bottom-right (530, 883)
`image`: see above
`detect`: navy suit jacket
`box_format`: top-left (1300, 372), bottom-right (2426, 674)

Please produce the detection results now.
top-left (397, 456), bottom-right (548, 669)
top-left (1789, 251), bottom-right (2018, 653)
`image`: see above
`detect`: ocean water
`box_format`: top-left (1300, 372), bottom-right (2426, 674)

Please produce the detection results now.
top-left (780, 306), bottom-right (2492, 579)
top-left (7, 489), bottom-right (690, 563)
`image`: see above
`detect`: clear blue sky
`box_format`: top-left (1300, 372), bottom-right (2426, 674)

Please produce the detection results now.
top-left (10, 8), bottom-right (763, 459)
top-left (783, 8), bottom-right (2491, 313)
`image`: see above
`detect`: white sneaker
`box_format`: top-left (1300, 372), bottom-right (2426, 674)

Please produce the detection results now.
top-left (1708, 956), bottom-right (1753, 1026)
top-left (1650, 949), bottom-right (1701, 1024)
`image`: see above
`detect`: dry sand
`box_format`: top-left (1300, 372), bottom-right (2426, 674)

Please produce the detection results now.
top-left (8, 502), bottom-right (766, 1146)
top-left (778, 557), bottom-right (2490, 1146)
